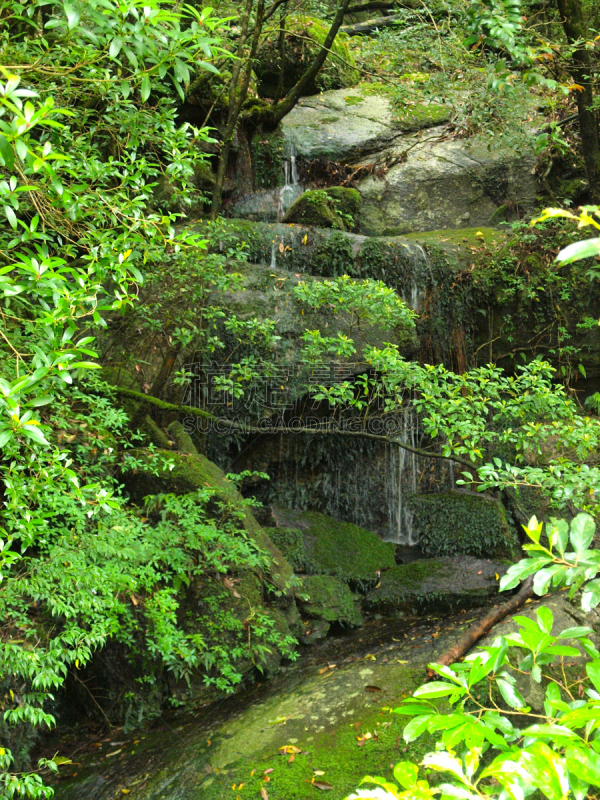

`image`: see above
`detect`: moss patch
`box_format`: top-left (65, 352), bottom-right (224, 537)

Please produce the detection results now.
top-left (395, 101), bottom-right (450, 132)
top-left (297, 575), bottom-right (363, 628)
top-left (364, 556), bottom-right (507, 615)
top-left (409, 492), bottom-right (520, 560)
top-left (270, 506), bottom-right (396, 585)
top-left (283, 187), bottom-right (362, 232)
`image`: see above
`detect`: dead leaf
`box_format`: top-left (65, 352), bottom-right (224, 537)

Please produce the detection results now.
top-left (105, 749), bottom-right (122, 758)
top-left (289, 753), bottom-right (295, 763)
top-left (278, 242), bottom-right (284, 253)
top-left (261, 787), bottom-right (269, 800)
top-left (279, 746), bottom-right (302, 754)
top-left (365, 685), bottom-right (382, 693)
top-left (313, 780), bottom-right (333, 790)
top-left (264, 768), bottom-right (274, 775)
top-left (314, 770), bottom-right (325, 776)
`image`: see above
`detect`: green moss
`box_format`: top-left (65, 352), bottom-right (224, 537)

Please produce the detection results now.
top-left (283, 188), bottom-right (362, 232)
top-left (251, 130), bottom-right (285, 189)
top-left (199, 687), bottom-right (434, 800)
top-left (395, 101), bottom-right (450, 132)
top-left (409, 492), bottom-right (520, 560)
top-left (271, 507), bottom-right (395, 585)
top-left (297, 575), bottom-right (363, 627)
top-left (265, 527), bottom-right (306, 572)
top-left (342, 94), bottom-right (365, 106)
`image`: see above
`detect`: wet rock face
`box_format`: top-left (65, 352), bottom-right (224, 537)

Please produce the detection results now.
top-left (357, 136), bottom-right (538, 236)
top-left (363, 557), bottom-right (509, 615)
top-left (276, 85), bottom-right (538, 236)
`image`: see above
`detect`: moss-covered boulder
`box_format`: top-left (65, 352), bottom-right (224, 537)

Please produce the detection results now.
top-left (364, 556), bottom-right (509, 615)
top-left (124, 450), bottom-right (294, 594)
top-left (282, 187), bottom-right (361, 231)
top-left (408, 491), bottom-right (520, 560)
top-left (269, 506), bottom-right (395, 585)
top-left (297, 575), bottom-right (363, 628)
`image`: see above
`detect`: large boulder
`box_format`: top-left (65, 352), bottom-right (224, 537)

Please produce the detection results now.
top-left (357, 135), bottom-right (539, 236)
top-left (281, 85), bottom-right (449, 161)
top-left (364, 556), bottom-right (509, 615)
top-left (408, 491), bottom-right (520, 560)
top-left (268, 505), bottom-right (396, 585)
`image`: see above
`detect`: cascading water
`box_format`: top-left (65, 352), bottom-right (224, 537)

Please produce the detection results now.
top-left (276, 142), bottom-right (302, 222)
top-left (384, 408), bottom-right (421, 545)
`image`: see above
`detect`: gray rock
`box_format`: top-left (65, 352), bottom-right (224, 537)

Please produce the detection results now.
top-left (357, 134), bottom-right (539, 236)
top-left (281, 88), bottom-right (403, 161)
top-left (364, 556), bottom-right (509, 615)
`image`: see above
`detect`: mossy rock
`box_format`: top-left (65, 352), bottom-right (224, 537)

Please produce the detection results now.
top-left (394, 101), bottom-right (451, 132)
top-left (269, 506), bottom-right (395, 585)
top-left (123, 450), bottom-right (294, 594)
top-left (408, 491), bottom-right (520, 560)
top-left (265, 527), bottom-right (306, 572)
top-left (282, 187), bottom-right (362, 232)
top-left (296, 575), bottom-right (363, 628)
top-left (364, 556), bottom-right (508, 615)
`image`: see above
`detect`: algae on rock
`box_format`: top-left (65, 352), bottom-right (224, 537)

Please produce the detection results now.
top-left (269, 505), bottom-right (395, 585)
top-left (296, 574), bottom-right (363, 628)
top-left (282, 187), bottom-right (362, 231)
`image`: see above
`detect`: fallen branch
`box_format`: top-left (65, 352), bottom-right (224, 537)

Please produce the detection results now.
top-left (426, 576), bottom-right (534, 678)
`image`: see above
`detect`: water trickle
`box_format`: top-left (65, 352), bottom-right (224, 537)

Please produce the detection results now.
top-left (384, 408), bottom-right (421, 545)
top-left (277, 142), bottom-right (302, 221)
top-left (270, 240), bottom-right (278, 269)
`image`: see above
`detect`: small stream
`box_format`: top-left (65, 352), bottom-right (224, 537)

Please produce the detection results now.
top-left (44, 610), bottom-right (483, 800)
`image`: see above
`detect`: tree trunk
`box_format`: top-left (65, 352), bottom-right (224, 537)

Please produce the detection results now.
top-left (555, 0), bottom-right (600, 201)
top-left (211, 0), bottom-right (265, 218)
top-left (272, 0), bottom-right (353, 124)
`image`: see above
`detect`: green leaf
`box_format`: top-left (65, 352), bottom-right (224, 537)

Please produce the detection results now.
top-left (497, 679), bottom-right (527, 710)
top-left (393, 761), bottom-right (419, 789)
top-left (109, 37), bottom-right (123, 58)
top-left (20, 424), bottom-right (49, 446)
top-left (414, 682), bottom-right (460, 699)
top-left (586, 661), bottom-right (600, 694)
top-left (63, 2), bottom-right (81, 29)
top-left (556, 238), bottom-right (600, 265)
top-left (536, 606), bottom-right (553, 634)
top-left (0, 430), bottom-right (12, 448)
top-left (403, 714), bottom-right (432, 742)
top-left (0, 135), bottom-right (14, 170)
top-left (570, 513), bottom-right (595, 556)
top-left (4, 205), bottom-right (17, 230)
top-left (140, 74), bottom-right (151, 103)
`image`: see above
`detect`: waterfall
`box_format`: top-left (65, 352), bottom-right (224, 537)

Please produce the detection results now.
top-left (277, 142), bottom-right (302, 221)
top-left (384, 407), bottom-right (421, 545)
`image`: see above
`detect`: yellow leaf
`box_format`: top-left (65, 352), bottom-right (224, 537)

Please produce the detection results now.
top-left (568, 84), bottom-right (585, 92)
top-left (75, 659), bottom-right (80, 669)
top-left (123, 249), bottom-right (132, 261)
